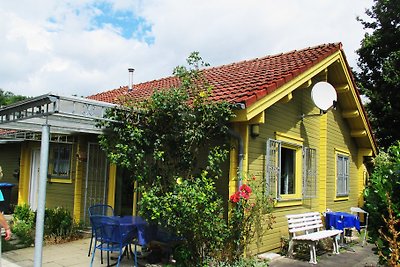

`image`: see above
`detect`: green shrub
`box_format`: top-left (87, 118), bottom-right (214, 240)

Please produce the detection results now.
top-left (100, 52), bottom-right (275, 265)
top-left (11, 203), bottom-right (35, 246)
top-left (226, 176), bottom-right (274, 261)
top-left (45, 207), bottom-right (72, 237)
top-left (206, 257), bottom-right (269, 267)
top-left (140, 167), bottom-right (229, 265)
top-left (11, 204), bottom-right (83, 247)
top-left (13, 203), bottom-right (35, 223)
top-left (364, 141), bottom-right (400, 265)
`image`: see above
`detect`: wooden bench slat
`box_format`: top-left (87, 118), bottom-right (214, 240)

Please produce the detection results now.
top-left (289, 224), bottom-right (324, 233)
top-left (292, 229), bottom-right (342, 241)
top-left (286, 212), bottom-right (343, 264)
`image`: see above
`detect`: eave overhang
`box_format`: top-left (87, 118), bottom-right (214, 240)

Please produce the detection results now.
top-left (231, 50), bottom-right (378, 156)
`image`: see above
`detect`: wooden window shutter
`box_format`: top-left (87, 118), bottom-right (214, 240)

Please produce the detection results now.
top-left (303, 147), bottom-right (317, 199)
top-left (266, 139), bottom-right (281, 200)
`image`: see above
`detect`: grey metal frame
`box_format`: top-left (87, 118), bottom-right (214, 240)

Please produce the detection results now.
top-left (0, 93), bottom-right (120, 267)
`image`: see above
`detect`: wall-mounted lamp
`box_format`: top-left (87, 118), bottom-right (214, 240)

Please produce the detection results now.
top-left (251, 124), bottom-right (260, 138)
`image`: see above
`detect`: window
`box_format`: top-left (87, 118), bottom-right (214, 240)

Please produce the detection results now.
top-left (336, 153), bottom-right (349, 197)
top-left (265, 139), bottom-right (316, 200)
top-left (266, 138), bottom-right (316, 201)
top-left (280, 147), bottom-right (296, 195)
top-left (50, 144), bottom-right (72, 179)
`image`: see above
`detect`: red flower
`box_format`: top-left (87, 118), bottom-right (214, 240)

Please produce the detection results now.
top-left (230, 191), bottom-right (241, 203)
top-left (240, 191), bottom-right (250, 200)
top-left (240, 184), bottom-right (252, 194)
top-left (230, 184), bottom-right (253, 203)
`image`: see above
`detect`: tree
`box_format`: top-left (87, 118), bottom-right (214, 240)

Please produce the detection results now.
top-left (99, 53), bottom-right (274, 265)
top-left (100, 53), bottom-right (234, 265)
top-left (364, 142), bottom-right (400, 265)
top-left (356, 0), bottom-right (400, 149)
top-left (99, 52), bottom-right (234, 191)
top-left (0, 89), bottom-right (28, 106)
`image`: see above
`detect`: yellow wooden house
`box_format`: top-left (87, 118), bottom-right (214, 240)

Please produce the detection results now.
top-left (0, 42), bottom-right (377, 253)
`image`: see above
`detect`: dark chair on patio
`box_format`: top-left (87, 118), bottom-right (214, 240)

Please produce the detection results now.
top-left (88, 204), bottom-right (115, 257)
top-left (90, 216), bottom-right (138, 267)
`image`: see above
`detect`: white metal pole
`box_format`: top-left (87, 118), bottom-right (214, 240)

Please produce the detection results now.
top-left (33, 124), bottom-right (50, 267)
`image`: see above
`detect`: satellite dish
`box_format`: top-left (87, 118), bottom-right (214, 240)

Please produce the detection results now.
top-left (311, 82), bottom-right (337, 111)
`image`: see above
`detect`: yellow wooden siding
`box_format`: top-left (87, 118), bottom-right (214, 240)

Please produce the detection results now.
top-left (247, 87), bottom-right (323, 252)
top-left (244, 79), bottom-right (368, 253)
top-left (46, 143), bottom-right (76, 213)
top-left (16, 141), bottom-right (76, 214)
top-left (46, 183), bottom-right (75, 211)
top-left (318, 113), bottom-right (328, 212)
top-left (74, 136), bottom-right (87, 222)
top-left (325, 107), bottom-right (360, 212)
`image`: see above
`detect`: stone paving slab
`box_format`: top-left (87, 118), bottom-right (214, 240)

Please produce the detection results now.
top-left (269, 243), bottom-right (381, 267)
top-left (1, 237), bottom-right (381, 267)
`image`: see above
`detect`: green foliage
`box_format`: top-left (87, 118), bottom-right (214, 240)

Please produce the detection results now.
top-left (99, 52), bottom-right (234, 191)
top-left (11, 204), bottom-right (35, 246)
top-left (141, 148), bottom-right (229, 265)
top-left (0, 89), bottom-right (28, 106)
top-left (13, 203), bottom-right (35, 223)
top-left (376, 193), bottom-right (400, 266)
top-left (207, 257), bottom-right (269, 267)
top-left (11, 204), bottom-right (83, 247)
top-left (364, 141), bottom-right (400, 264)
top-left (100, 52), bottom-right (274, 265)
top-left (226, 176), bottom-right (275, 261)
top-left (356, 0), bottom-right (400, 149)
top-left (44, 206), bottom-right (82, 241)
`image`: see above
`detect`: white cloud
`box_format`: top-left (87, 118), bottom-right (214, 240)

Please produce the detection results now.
top-left (0, 0), bottom-right (373, 97)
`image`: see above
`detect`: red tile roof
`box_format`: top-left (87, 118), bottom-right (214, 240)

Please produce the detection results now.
top-left (88, 43), bottom-right (342, 107)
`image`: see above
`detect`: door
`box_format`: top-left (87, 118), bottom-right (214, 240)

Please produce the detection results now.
top-left (29, 149), bottom-right (40, 211)
top-left (83, 143), bottom-right (109, 224)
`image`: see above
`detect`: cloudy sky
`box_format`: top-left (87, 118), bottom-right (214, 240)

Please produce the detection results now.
top-left (0, 0), bottom-right (374, 98)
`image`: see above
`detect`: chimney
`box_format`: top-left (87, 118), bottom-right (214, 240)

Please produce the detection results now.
top-left (128, 68), bottom-right (135, 91)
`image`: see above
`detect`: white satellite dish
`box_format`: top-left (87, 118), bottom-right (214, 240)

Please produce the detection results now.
top-left (311, 82), bottom-right (337, 111)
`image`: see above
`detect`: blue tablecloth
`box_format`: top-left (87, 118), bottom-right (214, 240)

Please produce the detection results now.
top-left (109, 216), bottom-right (182, 246)
top-left (325, 212), bottom-right (360, 231)
top-left (110, 216), bottom-right (153, 245)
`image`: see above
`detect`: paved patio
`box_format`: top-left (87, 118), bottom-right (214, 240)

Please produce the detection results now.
top-left (1, 237), bottom-right (381, 266)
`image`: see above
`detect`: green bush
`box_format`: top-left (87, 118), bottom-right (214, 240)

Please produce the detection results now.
top-left (226, 176), bottom-right (274, 261)
top-left (11, 204), bottom-right (83, 247)
top-left (44, 206), bottom-right (82, 240)
top-left (13, 203), bottom-right (35, 223)
top-left (364, 141), bottom-right (400, 265)
top-left (206, 257), bottom-right (269, 267)
top-left (140, 153), bottom-right (229, 265)
top-left (11, 203), bottom-right (35, 246)
top-left (100, 52), bottom-right (275, 265)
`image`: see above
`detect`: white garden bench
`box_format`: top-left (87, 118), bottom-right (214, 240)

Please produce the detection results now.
top-left (286, 212), bottom-right (343, 264)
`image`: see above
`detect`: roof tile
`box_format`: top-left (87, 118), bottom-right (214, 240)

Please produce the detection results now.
top-left (88, 43), bottom-right (342, 108)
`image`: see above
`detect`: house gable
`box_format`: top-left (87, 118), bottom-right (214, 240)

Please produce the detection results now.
top-left (89, 43), bottom-right (376, 155)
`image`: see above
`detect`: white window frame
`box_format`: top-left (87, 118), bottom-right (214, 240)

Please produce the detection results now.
top-left (49, 143), bottom-right (72, 182)
top-left (266, 138), bottom-right (317, 201)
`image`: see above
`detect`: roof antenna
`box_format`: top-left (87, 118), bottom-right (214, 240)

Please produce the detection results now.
top-left (128, 68), bottom-right (135, 91)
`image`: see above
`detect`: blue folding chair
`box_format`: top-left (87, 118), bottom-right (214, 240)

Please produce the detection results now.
top-left (90, 216), bottom-right (138, 267)
top-left (88, 204), bottom-right (115, 257)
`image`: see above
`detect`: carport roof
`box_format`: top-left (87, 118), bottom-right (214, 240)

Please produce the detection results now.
top-left (0, 93), bottom-right (117, 135)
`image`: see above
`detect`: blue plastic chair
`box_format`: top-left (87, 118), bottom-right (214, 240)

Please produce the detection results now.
top-left (88, 204), bottom-right (115, 257)
top-left (90, 216), bottom-right (138, 267)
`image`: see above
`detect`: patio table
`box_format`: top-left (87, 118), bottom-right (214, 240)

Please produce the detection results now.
top-left (325, 211), bottom-right (360, 231)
